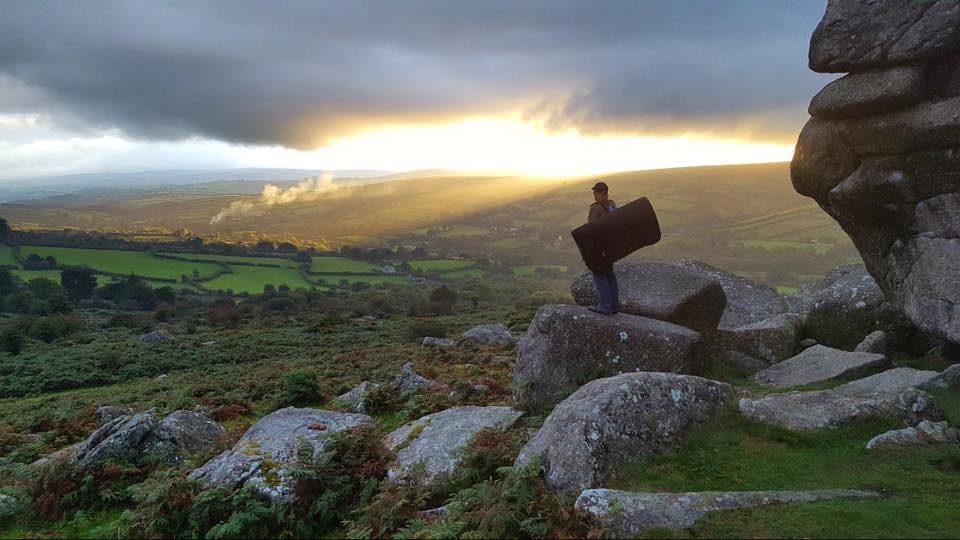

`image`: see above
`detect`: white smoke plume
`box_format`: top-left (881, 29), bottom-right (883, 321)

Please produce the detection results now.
top-left (210, 173), bottom-right (337, 225)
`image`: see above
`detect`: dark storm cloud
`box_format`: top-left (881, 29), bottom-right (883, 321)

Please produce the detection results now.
top-left (0, 0), bottom-right (828, 148)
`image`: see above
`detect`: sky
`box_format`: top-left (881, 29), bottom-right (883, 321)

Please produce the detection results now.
top-left (0, 0), bottom-right (831, 179)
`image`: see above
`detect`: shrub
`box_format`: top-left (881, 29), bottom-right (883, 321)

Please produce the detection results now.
top-left (208, 299), bottom-right (240, 327)
top-left (281, 370), bottom-right (322, 406)
top-left (406, 319), bottom-right (448, 342)
top-left (0, 327), bottom-right (26, 355)
top-left (29, 313), bottom-right (85, 343)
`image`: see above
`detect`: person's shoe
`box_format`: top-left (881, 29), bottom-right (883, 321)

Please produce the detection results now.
top-left (588, 305), bottom-right (614, 316)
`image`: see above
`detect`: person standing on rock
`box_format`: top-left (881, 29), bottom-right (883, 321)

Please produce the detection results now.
top-left (587, 181), bottom-right (618, 315)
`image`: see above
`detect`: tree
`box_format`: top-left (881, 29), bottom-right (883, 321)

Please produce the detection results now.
top-left (0, 269), bottom-right (19, 296)
top-left (0, 217), bottom-right (10, 239)
top-left (429, 285), bottom-right (457, 313)
top-left (277, 242), bottom-right (298, 254)
top-left (60, 267), bottom-right (98, 301)
top-left (295, 252), bottom-right (312, 264)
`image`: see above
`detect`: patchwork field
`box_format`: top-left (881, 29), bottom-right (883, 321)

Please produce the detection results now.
top-left (20, 246), bottom-right (222, 281)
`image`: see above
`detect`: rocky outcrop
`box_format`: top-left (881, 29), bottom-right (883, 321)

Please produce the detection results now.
top-left (462, 324), bottom-right (516, 347)
top-left (786, 265), bottom-right (914, 350)
top-left (570, 263), bottom-right (726, 334)
top-left (512, 305), bottom-right (705, 410)
top-left (750, 345), bottom-right (889, 389)
top-left (337, 381), bottom-right (380, 413)
top-left (739, 387), bottom-right (942, 431)
top-left (576, 489), bottom-right (878, 536)
top-left (393, 363), bottom-right (437, 394)
top-left (793, 2), bottom-right (960, 345)
top-left (514, 372), bottom-right (733, 492)
top-left (866, 420), bottom-right (960, 450)
top-left (189, 407), bottom-right (372, 501)
top-left (96, 405), bottom-right (135, 424)
top-left (673, 260), bottom-right (787, 330)
top-left (40, 409), bottom-right (225, 471)
top-left (386, 406), bottom-right (522, 483)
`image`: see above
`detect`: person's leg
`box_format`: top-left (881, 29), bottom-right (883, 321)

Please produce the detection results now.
top-left (607, 270), bottom-right (619, 314)
top-left (591, 270), bottom-right (614, 314)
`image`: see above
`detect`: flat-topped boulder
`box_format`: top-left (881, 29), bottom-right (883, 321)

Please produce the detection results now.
top-left (673, 260), bottom-right (787, 330)
top-left (867, 420), bottom-right (960, 450)
top-left (512, 304), bottom-right (705, 410)
top-left (386, 406), bottom-right (522, 483)
top-left (719, 313), bottom-right (801, 366)
top-left (515, 372), bottom-right (733, 492)
top-left (739, 387), bottom-right (942, 431)
top-left (189, 407), bottom-right (373, 501)
top-left (809, 65), bottom-right (926, 119)
top-left (570, 263), bottom-right (726, 334)
top-left (750, 345), bottom-right (889, 389)
top-left (833, 368), bottom-right (940, 398)
top-left (576, 488), bottom-right (878, 536)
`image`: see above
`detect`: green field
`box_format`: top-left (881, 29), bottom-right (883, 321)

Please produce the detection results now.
top-left (511, 264), bottom-right (568, 276)
top-left (402, 259), bottom-right (476, 272)
top-left (0, 245), bottom-right (17, 266)
top-left (441, 269), bottom-right (487, 279)
top-left (12, 269), bottom-right (108, 287)
top-left (200, 267), bottom-right (312, 294)
top-left (310, 256), bottom-right (381, 273)
top-left (161, 252), bottom-right (303, 268)
top-left (21, 246), bottom-right (222, 280)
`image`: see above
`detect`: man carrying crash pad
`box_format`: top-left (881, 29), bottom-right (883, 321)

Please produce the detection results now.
top-left (571, 180), bottom-right (662, 316)
top-left (586, 181), bottom-right (619, 315)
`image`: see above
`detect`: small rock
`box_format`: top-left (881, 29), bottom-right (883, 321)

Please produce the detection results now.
top-left (155, 374), bottom-right (168, 381)
top-left (462, 324), bottom-right (517, 347)
top-left (576, 488), bottom-right (878, 536)
top-left (867, 420), bottom-right (960, 450)
top-left (337, 381), bottom-right (380, 413)
top-left (96, 405), bottom-right (134, 424)
top-left (201, 341), bottom-right (216, 347)
top-left (515, 372), bottom-right (733, 492)
top-left (739, 387), bottom-right (942, 431)
top-left (750, 345), bottom-right (889, 389)
top-left (387, 406), bottom-right (522, 483)
top-left (854, 331), bottom-right (887, 354)
top-left (422, 337), bottom-right (456, 348)
top-left (719, 313), bottom-right (801, 365)
top-left (393, 363), bottom-right (437, 395)
top-left (490, 355), bottom-right (513, 367)
top-left (139, 329), bottom-right (174, 344)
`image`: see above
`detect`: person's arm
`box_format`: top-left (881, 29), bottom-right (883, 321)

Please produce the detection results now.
top-left (587, 204), bottom-right (605, 222)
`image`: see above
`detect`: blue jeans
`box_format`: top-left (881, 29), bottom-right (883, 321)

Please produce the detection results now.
top-left (591, 269), bottom-right (619, 314)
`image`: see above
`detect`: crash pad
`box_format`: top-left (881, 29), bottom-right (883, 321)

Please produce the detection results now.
top-left (571, 197), bottom-right (661, 272)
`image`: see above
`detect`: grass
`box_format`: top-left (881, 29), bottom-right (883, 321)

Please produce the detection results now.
top-left (401, 259), bottom-right (477, 272)
top-left (511, 264), bottom-right (568, 276)
top-left (310, 256), bottom-right (381, 273)
top-left (160, 252), bottom-right (303, 268)
top-left (610, 404), bottom-right (960, 539)
top-left (200, 266), bottom-right (312, 294)
top-left (740, 239), bottom-right (834, 255)
top-left (0, 245), bottom-right (17, 267)
top-left (20, 246), bottom-right (222, 281)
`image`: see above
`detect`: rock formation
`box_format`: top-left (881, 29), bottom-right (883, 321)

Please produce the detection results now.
top-left (792, 0), bottom-right (960, 345)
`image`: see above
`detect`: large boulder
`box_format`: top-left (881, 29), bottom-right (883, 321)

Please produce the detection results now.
top-left (143, 410), bottom-right (227, 457)
top-left (576, 488), bottom-right (877, 536)
top-left (672, 260), bottom-right (787, 330)
top-left (512, 305), bottom-right (705, 410)
top-left (786, 265), bottom-right (914, 350)
top-left (462, 324), bottom-right (516, 347)
top-left (718, 313), bottom-right (801, 366)
top-left (514, 372), bottom-right (733, 492)
top-left (386, 406), bottom-right (522, 483)
top-left (750, 345), bottom-right (889, 389)
top-left (188, 407), bottom-right (373, 500)
top-left (570, 263), bottom-right (726, 334)
top-left (73, 410), bottom-right (158, 468)
top-left (739, 387), bottom-right (942, 431)
top-left (794, 3), bottom-right (960, 346)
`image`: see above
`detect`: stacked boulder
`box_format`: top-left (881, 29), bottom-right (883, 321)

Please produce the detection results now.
top-left (791, 0), bottom-right (960, 346)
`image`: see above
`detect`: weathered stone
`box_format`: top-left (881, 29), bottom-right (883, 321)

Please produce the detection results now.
top-left (834, 367), bottom-right (940, 397)
top-left (719, 313), bottom-right (801, 365)
top-left (462, 324), bottom-right (516, 347)
top-left (788, 264), bottom-right (914, 350)
top-left (96, 405), bottom-right (134, 424)
top-left (145, 410), bottom-right (227, 456)
top-left (791, 118), bottom-right (861, 202)
top-left (888, 236), bottom-right (960, 345)
top-left (570, 263), bottom-right (726, 334)
top-left (720, 350), bottom-right (768, 376)
top-left (74, 410), bottom-right (157, 468)
top-left (854, 331), bottom-right (888, 354)
top-left (799, 338), bottom-right (818, 349)
top-left (189, 407), bottom-right (373, 501)
top-left (512, 304), bottom-right (705, 410)
top-left (809, 0), bottom-right (960, 73)
top-left (386, 406), bottom-right (522, 483)
top-left (139, 329), bottom-right (173, 343)
top-left (750, 345), bottom-right (889, 389)
top-left (393, 363), bottom-right (437, 395)
top-left (739, 387), bottom-right (942, 431)
top-left (514, 373), bottom-right (733, 492)
top-left (337, 381), bottom-right (380, 413)
top-left (920, 363), bottom-right (960, 390)
top-left (576, 488), bottom-right (878, 536)
top-left (672, 260), bottom-right (787, 330)
top-left (841, 97), bottom-right (960, 155)
top-left (866, 420), bottom-right (960, 449)
top-left (810, 65), bottom-right (926, 119)
top-left (421, 337), bottom-right (455, 348)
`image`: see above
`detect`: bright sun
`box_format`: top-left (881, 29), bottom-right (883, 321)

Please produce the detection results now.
top-left (237, 116), bottom-right (795, 177)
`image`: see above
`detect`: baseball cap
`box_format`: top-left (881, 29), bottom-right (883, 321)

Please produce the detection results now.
top-left (590, 181), bottom-right (609, 194)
